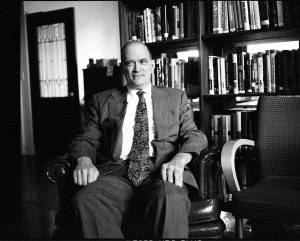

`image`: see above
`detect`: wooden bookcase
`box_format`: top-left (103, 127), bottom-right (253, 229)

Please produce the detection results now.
top-left (118, 0), bottom-right (300, 145)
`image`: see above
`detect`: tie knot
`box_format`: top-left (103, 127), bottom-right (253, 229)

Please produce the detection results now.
top-left (137, 90), bottom-right (145, 98)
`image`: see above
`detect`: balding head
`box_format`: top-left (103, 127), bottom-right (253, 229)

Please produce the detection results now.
top-left (121, 40), bottom-right (152, 63)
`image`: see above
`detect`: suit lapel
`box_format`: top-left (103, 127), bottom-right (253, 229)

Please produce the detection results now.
top-left (108, 87), bottom-right (127, 160)
top-left (152, 86), bottom-right (169, 139)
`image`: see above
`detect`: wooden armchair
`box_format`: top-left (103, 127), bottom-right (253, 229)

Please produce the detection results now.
top-left (45, 146), bottom-right (226, 239)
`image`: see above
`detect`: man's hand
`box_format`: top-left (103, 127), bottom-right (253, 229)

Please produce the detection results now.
top-left (73, 156), bottom-right (99, 186)
top-left (161, 153), bottom-right (192, 187)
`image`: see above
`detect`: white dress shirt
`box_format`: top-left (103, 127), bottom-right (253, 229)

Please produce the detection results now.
top-left (120, 84), bottom-right (156, 160)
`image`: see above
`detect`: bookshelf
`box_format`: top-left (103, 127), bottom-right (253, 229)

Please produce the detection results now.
top-left (118, 0), bottom-right (300, 144)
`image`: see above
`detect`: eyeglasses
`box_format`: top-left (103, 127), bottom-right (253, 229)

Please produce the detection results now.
top-left (124, 59), bottom-right (149, 67)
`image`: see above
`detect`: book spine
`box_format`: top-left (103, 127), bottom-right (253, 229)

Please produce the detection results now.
top-left (225, 55), bottom-right (230, 93)
top-left (150, 10), bottom-right (155, 43)
top-left (232, 53), bottom-right (239, 94)
top-left (276, 1), bottom-right (284, 27)
top-left (259, 1), bottom-right (270, 29)
top-left (232, 1), bottom-right (239, 30)
top-left (223, 1), bottom-right (229, 33)
top-left (248, 1), bottom-right (256, 30)
top-left (253, 1), bottom-right (261, 29)
top-left (237, 51), bottom-right (246, 93)
top-left (179, 3), bottom-right (184, 38)
top-left (228, 1), bottom-right (236, 32)
top-left (241, 1), bottom-right (250, 31)
top-left (283, 1), bottom-right (293, 26)
top-left (269, 0), bottom-right (278, 28)
top-left (143, 9), bottom-right (149, 43)
top-left (236, 1), bottom-right (244, 31)
top-left (275, 50), bottom-right (283, 92)
top-left (251, 54), bottom-right (258, 93)
top-left (263, 50), bottom-right (271, 93)
top-left (282, 50), bottom-right (289, 92)
top-left (220, 57), bottom-right (227, 94)
top-left (155, 7), bottom-right (162, 41)
top-left (257, 52), bottom-right (264, 93)
top-left (244, 52), bottom-right (252, 93)
top-left (270, 49), bottom-right (276, 93)
top-left (136, 14), bottom-right (145, 42)
top-left (213, 1), bottom-right (223, 34)
top-left (208, 56), bottom-right (215, 94)
top-left (162, 5), bottom-right (169, 40)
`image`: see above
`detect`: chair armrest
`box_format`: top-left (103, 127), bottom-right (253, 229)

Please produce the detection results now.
top-left (44, 153), bottom-right (72, 184)
top-left (192, 146), bottom-right (223, 199)
top-left (221, 139), bottom-right (255, 192)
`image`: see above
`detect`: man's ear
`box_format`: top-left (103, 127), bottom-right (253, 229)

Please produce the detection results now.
top-left (150, 59), bottom-right (155, 71)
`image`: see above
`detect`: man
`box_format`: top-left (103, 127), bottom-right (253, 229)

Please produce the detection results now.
top-left (68, 40), bottom-right (207, 238)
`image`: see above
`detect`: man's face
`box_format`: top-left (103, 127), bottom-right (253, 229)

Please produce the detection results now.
top-left (122, 43), bottom-right (154, 90)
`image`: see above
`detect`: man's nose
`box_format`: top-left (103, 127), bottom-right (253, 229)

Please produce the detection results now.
top-left (133, 61), bottom-right (142, 71)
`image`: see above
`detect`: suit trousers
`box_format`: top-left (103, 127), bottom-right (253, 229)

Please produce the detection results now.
top-left (72, 163), bottom-right (191, 239)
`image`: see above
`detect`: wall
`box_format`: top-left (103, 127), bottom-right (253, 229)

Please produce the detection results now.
top-left (21, 1), bottom-right (121, 155)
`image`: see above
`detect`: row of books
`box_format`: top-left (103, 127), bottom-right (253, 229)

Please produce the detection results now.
top-left (151, 55), bottom-right (199, 96)
top-left (128, 1), bottom-right (198, 43)
top-left (208, 48), bottom-right (300, 94)
top-left (212, 1), bottom-right (297, 34)
top-left (211, 110), bottom-right (256, 201)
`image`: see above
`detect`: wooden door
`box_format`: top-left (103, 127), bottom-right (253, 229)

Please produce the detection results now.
top-left (26, 8), bottom-right (81, 171)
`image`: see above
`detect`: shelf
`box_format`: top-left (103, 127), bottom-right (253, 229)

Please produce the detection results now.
top-left (203, 92), bottom-right (300, 99)
top-left (146, 37), bottom-right (198, 53)
top-left (202, 25), bottom-right (300, 45)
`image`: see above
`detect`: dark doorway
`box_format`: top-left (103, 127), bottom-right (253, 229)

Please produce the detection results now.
top-left (26, 8), bottom-right (81, 172)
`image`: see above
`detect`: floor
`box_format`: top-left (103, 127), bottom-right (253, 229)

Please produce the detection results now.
top-left (21, 155), bottom-right (252, 239)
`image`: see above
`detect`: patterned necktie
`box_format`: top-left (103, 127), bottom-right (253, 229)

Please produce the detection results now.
top-left (127, 91), bottom-right (151, 186)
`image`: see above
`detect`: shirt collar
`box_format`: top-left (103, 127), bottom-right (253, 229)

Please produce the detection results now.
top-left (127, 84), bottom-right (152, 99)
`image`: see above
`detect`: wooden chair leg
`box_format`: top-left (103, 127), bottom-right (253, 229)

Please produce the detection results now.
top-left (236, 217), bottom-right (244, 239)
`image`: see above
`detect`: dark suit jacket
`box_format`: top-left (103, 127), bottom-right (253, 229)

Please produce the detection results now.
top-left (69, 85), bottom-right (207, 191)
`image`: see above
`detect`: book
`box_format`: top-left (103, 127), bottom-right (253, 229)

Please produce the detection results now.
top-left (276, 1), bottom-right (284, 27)
top-left (228, 1), bottom-right (236, 32)
top-left (270, 49), bottom-right (276, 93)
top-left (162, 5), bottom-right (169, 40)
top-left (253, 1), bottom-right (261, 29)
top-left (259, 1), bottom-right (270, 29)
top-left (213, 1), bottom-right (223, 34)
top-left (154, 7), bottom-right (162, 41)
top-left (232, 1), bottom-right (240, 31)
top-left (291, 49), bottom-right (298, 92)
top-left (231, 111), bottom-right (242, 139)
top-left (244, 52), bottom-right (252, 93)
top-left (241, 1), bottom-right (250, 31)
top-left (179, 3), bottom-right (184, 38)
top-left (232, 53), bottom-right (239, 94)
top-left (227, 53), bottom-right (237, 94)
top-left (220, 57), bottom-right (226, 94)
top-left (251, 53), bottom-right (258, 93)
top-left (136, 14), bottom-right (145, 42)
top-left (223, 1), bottom-right (229, 33)
top-left (269, 0), bottom-right (278, 28)
top-left (283, 1), bottom-right (293, 26)
top-left (257, 52), bottom-right (264, 93)
top-left (208, 56), bottom-right (215, 94)
top-left (263, 50), bottom-right (271, 93)
top-left (236, 1), bottom-right (243, 31)
top-left (248, 1), bottom-right (256, 30)
top-left (237, 51), bottom-right (246, 93)
top-left (154, 59), bottom-right (162, 86)
top-left (275, 50), bottom-right (283, 92)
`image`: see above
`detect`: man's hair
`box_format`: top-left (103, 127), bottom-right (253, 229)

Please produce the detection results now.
top-left (121, 40), bottom-right (152, 63)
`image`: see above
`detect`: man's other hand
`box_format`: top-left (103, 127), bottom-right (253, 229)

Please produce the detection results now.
top-left (73, 156), bottom-right (99, 186)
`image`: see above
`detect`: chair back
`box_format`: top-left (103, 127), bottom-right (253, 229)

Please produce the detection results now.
top-left (256, 95), bottom-right (300, 177)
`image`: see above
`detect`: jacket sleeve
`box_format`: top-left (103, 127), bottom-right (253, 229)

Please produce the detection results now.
top-left (68, 94), bottom-right (102, 165)
top-left (177, 90), bottom-right (208, 160)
